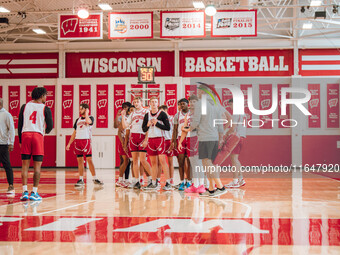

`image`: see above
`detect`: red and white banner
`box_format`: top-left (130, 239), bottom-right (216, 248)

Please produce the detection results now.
top-left (0, 86), bottom-right (2, 98)
top-left (165, 84), bottom-right (177, 116)
top-left (259, 84), bottom-right (273, 129)
top-left (58, 13), bottom-right (103, 40)
top-left (278, 84), bottom-right (290, 128)
top-left (147, 84), bottom-right (160, 103)
top-left (211, 10), bottom-right (257, 37)
top-left (44, 85), bottom-right (55, 128)
top-left (62, 85), bottom-right (74, 128)
top-left (240, 84), bottom-right (252, 128)
top-left (299, 49), bottom-right (340, 76)
top-left (221, 88), bottom-right (233, 114)
top-left (308, 84), bottom-right (321, 128)
top-left (66, 51), bottom-right (174, 78)
top-left (96, 85), bottom-right (108, 128)
top-left (327, 83), bottom-right (339, 128)
top-left (79, 85), bottom-right (91, 113)
top-left (109, 12), bottom-right (153, 39)
top-left (131, 84), bottom-right (143, 102)
top-left (0, 53), bottom-right (58, 79)
top-left (160, 11), bottom-right (205, 38)
top-left (8, 86), bottom-right (20, 128)
top-left (26, 85), bottom-right (37, 103)
top-left (185, 85), bottom-right (197, 99)
top-left (180, 50), bottom-right (293, 77)
top-left (114, 85), bottom-right (126, 120)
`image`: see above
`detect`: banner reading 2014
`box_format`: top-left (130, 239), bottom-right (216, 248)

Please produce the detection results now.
top-left (109, 12), bottom-right (153, 39)
top-left (161, 11), bottom-right (205, 38)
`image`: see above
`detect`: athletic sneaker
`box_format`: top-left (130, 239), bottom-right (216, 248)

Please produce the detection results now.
top-left (93, 179), bottom-right (104, 186)
top-left (140, 179), bottom-right (144, 186)
top-left (143, 182), bottom-right (153, 190)
top-left (144, 183), bottom-right (157, 191)
top-left (123, 180), bottom-right (131, 188)
top-left (163, 182), bottom-right (172, 191)
top-left (75, 179), bottom-right (85, 187)
top-left (29, 192), bottom-right (42, 201)
top-left (199, 190), bottom-right (213, 197)
top-left (6, 185), bottom-right (15, 195)
top-left (185, 182), bottom-right (192, 189)
top-left (196, 185), bottom-right (206, 193)
top-left (20, 191), bottom-right (29, 201)
top-left (115, 180), bottom-right (125, 187)
top-left (238, 179), bottom-right (246, 187)
top-left (174, 182), bottom-right (183, 189)
top-left (185, 184), bottom-right (197, 193)
top-left (209, 187), bottom-right (228, 197)
top-left (128, 182), bottom-right (136, 189)
top-left (156, 180), bottom-right (161, 190)
top-left (133, 182), bottom-right (141, 190)
top-left (178, 182), bottom-right (186, 191)
top-left (225, 180), bottom-right (240, 188)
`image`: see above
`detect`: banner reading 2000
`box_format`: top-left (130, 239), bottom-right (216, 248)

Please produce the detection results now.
top-left (109, 12), bottom-right (153, 39)
top-left (161, 11), bottom-right (205, 38)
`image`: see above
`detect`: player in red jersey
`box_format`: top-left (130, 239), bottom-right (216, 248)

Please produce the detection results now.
top-left (121, 97), bottom-right (152, 189)
top-left (18, 87), bottom-right (53, 201)
top-left (142, 97), bottom-right (171, 190)
top-left (66, 103), bottom-right (104, 187)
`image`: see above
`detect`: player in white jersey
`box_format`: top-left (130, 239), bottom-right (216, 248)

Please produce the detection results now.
top-left (141, 97), bottom-right (171, 191)
top-left (225, 98), bottom-right (247, 188)
top-left (159, 105), bottom-right (175, 186)
top-left (66, 103), bottom-right (103, 187)
top-left (18, 87), bottom-right (53, 201)
top-left (121, 96), bottom-right (152, 189)
top-left (172, 98), bottom-right (192, 191)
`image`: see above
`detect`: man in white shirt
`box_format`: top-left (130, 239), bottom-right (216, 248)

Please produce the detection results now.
top-left (0, 98), bottom-right (15, 195)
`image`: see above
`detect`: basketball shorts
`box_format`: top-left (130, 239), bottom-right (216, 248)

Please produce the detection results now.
top-left (177, 136), bottom-right (199, 157)
top-left (164, 139), bottom-right (176, 157)
top-left (118, 139), bottom-right (131, 158)
top-left (21, 132), bottom-right (44, 156)
top-left (129, 133), bottom-right (147, 152)
top-left (231, 137), bottom-right (246, 155)
top-left (147, 137), bottom-right (166, 156)
top-left (74, 139), bottom-right (92, 157)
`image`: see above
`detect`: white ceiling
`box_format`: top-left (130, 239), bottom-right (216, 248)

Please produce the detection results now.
top-left (0, 0), bottom-right (339, 44)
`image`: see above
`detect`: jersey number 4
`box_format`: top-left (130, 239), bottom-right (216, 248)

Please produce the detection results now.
top-left (29, 111), bottom-right (37, 124)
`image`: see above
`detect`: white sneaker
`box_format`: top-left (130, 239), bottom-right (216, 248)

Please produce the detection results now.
top-left (128, 182), bottom-right (136, 189)
top-left (225, 180), bottom-right (241, 188)
top-left (238, 178), bottom-right (246, 187)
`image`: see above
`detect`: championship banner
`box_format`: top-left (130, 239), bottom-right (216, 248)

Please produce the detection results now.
top-left (114, 85), bottom-right (126, 120)
top-left (259, 84), bottom-right (273, 129)
top-left (160, 11), bottom-right (205, 38)
top-left (165, 84), bottom-right (177, 116)
top-left (26, 85), bottom-right (37, 103)
top-left (278, 84), bottom-right (290, 128)
top-left (61, 85), bottom-right (74, 128)
top-left (108, 12), bottom-right (153, 39)
top-left (66, 51), bottom-right (174, 78)
top-left (185, 85), bottom-right (197, 99)
top-left (79, 85), bottom-right (91, 113)
top-left (131, 84), bottom-right (143, 102)
top-left (211, 10), bottom-right (257, 37)
top-left (222, 88), bottom-right (233, 114)
top-left (147, 84), bottom-right (160, 103)
top-left (308, 84), bottom-right (321, 128)
top-left (240, 84), bottom-right (252, 128)
top-left (96, 85), bottom-right (108, 128)
top-left (327, 83), bottom-right (339, 128)
top-left (58, 13), bottom-right (103, 40)
top-left (44, 85), bottom-right (55, 128)
top-left (180, 50), bottom-right (293, 77)
top-left (8, 86), bottom-right (20, 128)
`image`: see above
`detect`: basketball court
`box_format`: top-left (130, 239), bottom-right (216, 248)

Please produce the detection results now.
top-left (0, 1), bottom-right (340, 254)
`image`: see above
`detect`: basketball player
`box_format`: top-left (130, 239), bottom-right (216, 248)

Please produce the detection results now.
top-left (121, 96), bottom-right (152, 189)
top-left (141, 97), bottom-right (170, 190)
top-left (178, 95), bottom-right (206, 194)
top-left (18, 87), bottom-right (53, 201)
top-left (159, 105), bottom-right (175, 186)
top-left (225, 98), bottom-right (247, 188)
top-left (171, 98), bottom-right (192, 191)
top-left (66, 103), bottom-right (103, 187)
top-left (189, 84), bottom-right (228, 197)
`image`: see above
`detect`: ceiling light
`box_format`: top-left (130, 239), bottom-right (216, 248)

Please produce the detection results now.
top-left (33, 28), bottom-right (46, 34)
top-left (302, 22), bottom-right (313, 29)
top-left (310, 0), bottom-right (322, 7)
top-left (98, 3), bottom-right (112, 10)
top-left (193, 1), bottom-right (205, 9)
top-left (0, 6), bottom-right (10, 13)
top-left (77, 8), bottom-right (89, 19)
top-left (205, 5), bottom-right (217, 16)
